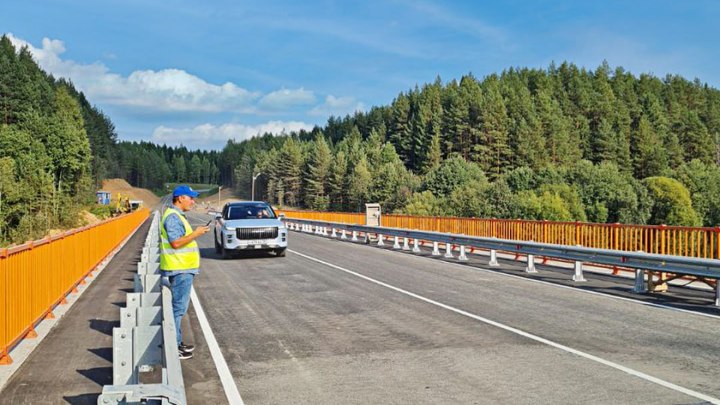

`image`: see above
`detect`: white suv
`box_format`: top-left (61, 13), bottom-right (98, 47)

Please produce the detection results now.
top-left (214, 202), bottom-right (288, 258)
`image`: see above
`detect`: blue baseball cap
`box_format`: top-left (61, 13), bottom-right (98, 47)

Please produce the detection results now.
top-left (172, 185), bottom-right (199, 198)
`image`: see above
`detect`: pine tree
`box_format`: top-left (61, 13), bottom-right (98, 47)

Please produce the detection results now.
top-left (388, 93), bottom-right (411, 164)
top-left (631, 115), bottom-right (667, 178)
top-left (348, 156), bottom-right (372, 212)
top-left (475, 80), bottom-right (510, 179)
top-left (328, 150), bottom-right (348, 211)
top-left (303, 134), bottom-right (332, 210)
top-left (278, 138), bottom-right (303, 207)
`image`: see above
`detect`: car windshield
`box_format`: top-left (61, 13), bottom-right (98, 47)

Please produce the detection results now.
top-left (226, 204), bottom-right (276, 220)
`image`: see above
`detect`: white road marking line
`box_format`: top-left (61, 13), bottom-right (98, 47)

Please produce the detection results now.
top-left (292, 230), bottom-right (720, 320)
top-left (289, 248), bottom-right (720, 404)
top-left (191, 287), bottom-right (245, 405)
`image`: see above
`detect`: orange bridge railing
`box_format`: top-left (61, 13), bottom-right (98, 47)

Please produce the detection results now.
top-left (279, 210), bottom-right (720, 260)
top-left (0, 208), bottom-right (149, 365)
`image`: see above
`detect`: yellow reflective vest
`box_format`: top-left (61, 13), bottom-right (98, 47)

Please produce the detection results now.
top-left (160, 207), bottom-right (200, 271)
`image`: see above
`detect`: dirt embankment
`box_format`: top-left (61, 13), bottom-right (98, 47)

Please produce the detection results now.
top-left (101, 178), bottom-right (161, 207)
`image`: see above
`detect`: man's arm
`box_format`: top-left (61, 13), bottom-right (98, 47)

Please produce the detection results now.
top-left (166, 213), bottom-right (210, 249)
top-left (170, 226), bottom-right (209, 249)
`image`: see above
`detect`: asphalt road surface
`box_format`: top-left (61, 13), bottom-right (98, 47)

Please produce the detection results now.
top-left (179, 209), bottom-right (720, 405)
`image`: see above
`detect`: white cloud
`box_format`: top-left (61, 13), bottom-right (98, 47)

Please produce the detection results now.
top-left (151, 121), bottom-right (314, 150)
top-left (258, 88), bottom-right (316, 109)
top-left (309, 95), bottom-right (365, 117)
top-left (7, 34), bottom-right (261, 113)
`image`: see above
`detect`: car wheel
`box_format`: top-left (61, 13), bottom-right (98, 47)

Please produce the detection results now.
top-left (214, 233), bottom-right (221, 254)
top-left (220, 242), bottom-right (231, 259)
top-left (275, 248), bottom-right (286, 257)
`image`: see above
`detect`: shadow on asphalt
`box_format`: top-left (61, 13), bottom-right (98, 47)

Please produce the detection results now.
top-left (76, 367), bottom-right (112, 386)
top-left (87, 347), bottom-right (112, 362)
top-left (199, 247), bottom-right (281, 260)
top-left (63, 393), bottom-right (99, 405)
top-left (88, 319), bottom-right (119, 336)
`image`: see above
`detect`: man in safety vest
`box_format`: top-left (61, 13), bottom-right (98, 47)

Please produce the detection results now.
top-left (161, 185), bottom-right (209, 360)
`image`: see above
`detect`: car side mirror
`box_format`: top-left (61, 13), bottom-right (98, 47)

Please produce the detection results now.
top-left (278, 213), bottom-right (286, 220)
top-left (215, 215), bottom-right (222, 220)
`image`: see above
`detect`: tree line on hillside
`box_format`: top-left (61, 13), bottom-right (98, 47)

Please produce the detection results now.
top-left (111, 141), bottom-right (221, 191)
top-left (0, 35), bottom-right (112, 244)
top-left (229, 62), bottom-right (720, 227)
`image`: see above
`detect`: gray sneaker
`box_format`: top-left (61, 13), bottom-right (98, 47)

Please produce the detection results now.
top-left (179, 343), bottom-right (195, 353)
top-left (179, 349), bottom-right (193, 360)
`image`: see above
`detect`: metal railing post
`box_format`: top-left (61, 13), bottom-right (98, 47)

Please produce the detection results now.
top-left (412, 238), bottom-right (421, 253)
top-left (489, 249), bottom-right (500, 267)
top-left (573, 261), bottom-right (586, 282)
top-left (525, 254), bottom-right (537, 273)
top-left (633, 269), bottom-right (648, 293)
top-left (444, 243), bottom-right (454, 258)
top-left (458, 245), bottom-right (468, 261)
top-left (432, 241), bottom-right (440, 256)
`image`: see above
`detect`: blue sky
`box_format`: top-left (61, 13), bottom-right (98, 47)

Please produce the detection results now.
top-left (2, 0), bottom-right (718, 150)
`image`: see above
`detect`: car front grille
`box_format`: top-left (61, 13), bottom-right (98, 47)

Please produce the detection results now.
top-left (236, 227), bottom-right (278, 240)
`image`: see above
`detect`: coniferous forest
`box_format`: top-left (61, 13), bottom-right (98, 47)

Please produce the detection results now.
top-left (233, 62), bottom-right (720, 229)
top-left (3, 32), bottom-right (720, 245)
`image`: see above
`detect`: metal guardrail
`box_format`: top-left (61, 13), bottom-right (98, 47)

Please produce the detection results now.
top-left (98, 211), bottom-right (187, 405)
top-left (284, 218), bottom-right (720, 307)
top-left (280, 209), bottom-right (720, 260)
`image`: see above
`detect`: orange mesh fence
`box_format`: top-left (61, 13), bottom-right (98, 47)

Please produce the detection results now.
top-left (0, 208), bottom-right (149, 364)
top-left (279, 210), bottom-right (720, 260)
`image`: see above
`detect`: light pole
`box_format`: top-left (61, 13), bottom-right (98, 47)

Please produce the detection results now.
top-left (251, 172), bottom-right (263, 201)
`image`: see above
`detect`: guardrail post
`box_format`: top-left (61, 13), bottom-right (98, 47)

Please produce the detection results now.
top-left (572, 261), bottom-right (586, 282)
top-left (488, 249), bottom-right (499, 266)
top-left (393, 236), bottom-right (401, 249)
top-left (351, 231), bottom-right (359, 241)
top-left (331, 228), bottom-right (337, 238)
top-left (458, 245), bottom-right (468, 261)
top-left (525, 254), bottom-right (537, 273)
top-left (412, 238), bottom-right (421, 253)
top-left (444, 243), bottom-right (454, 258)
top-left (633, 269), bottom-right (648, 293)
top-left (432, 241), bottom-right (440, 256)
top-left (402, 237), bottom-right (410, 251)
top-left (715, 282), bottom-right (720, 307)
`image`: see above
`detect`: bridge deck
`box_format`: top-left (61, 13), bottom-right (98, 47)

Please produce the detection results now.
top-left (2, 210), bottom-right (720, 404)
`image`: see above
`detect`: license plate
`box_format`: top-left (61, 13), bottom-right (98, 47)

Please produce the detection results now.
top-left (245, 240), bottom-right (265, 245)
